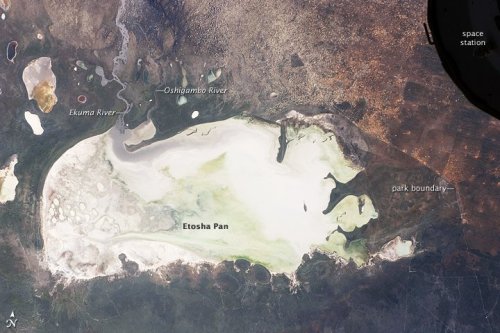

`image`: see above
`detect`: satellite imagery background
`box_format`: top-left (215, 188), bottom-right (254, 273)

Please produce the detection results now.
top-left (0, 0), bottom-right (498, 332)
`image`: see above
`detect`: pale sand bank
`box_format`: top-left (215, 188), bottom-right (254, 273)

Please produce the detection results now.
top-left (0, 155), bottom-right (18, 204)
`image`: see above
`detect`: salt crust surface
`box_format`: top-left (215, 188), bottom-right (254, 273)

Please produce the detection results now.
top-left (42, 117), bottom-right (379, 280)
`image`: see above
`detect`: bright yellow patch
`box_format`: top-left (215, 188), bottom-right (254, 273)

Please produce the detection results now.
top-left (32, 81), bottom-right (57, 113)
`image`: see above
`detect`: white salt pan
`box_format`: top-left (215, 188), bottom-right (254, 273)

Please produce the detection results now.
top-left (41, 117), bottom-right (378, 280)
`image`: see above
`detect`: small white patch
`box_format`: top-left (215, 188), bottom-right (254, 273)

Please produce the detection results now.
top-left (1, 13), bottom-right (5, 20)
top-left (376, 236), bottom-right (415, 261)
top-left (24, 111), bottom-right (44, 135)
top-left (191, 111), bottom-right (199, 119)
top-left (207, 68), bottom-right (222, 83)
top-left (177, 95), bottom-right (187, 106)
